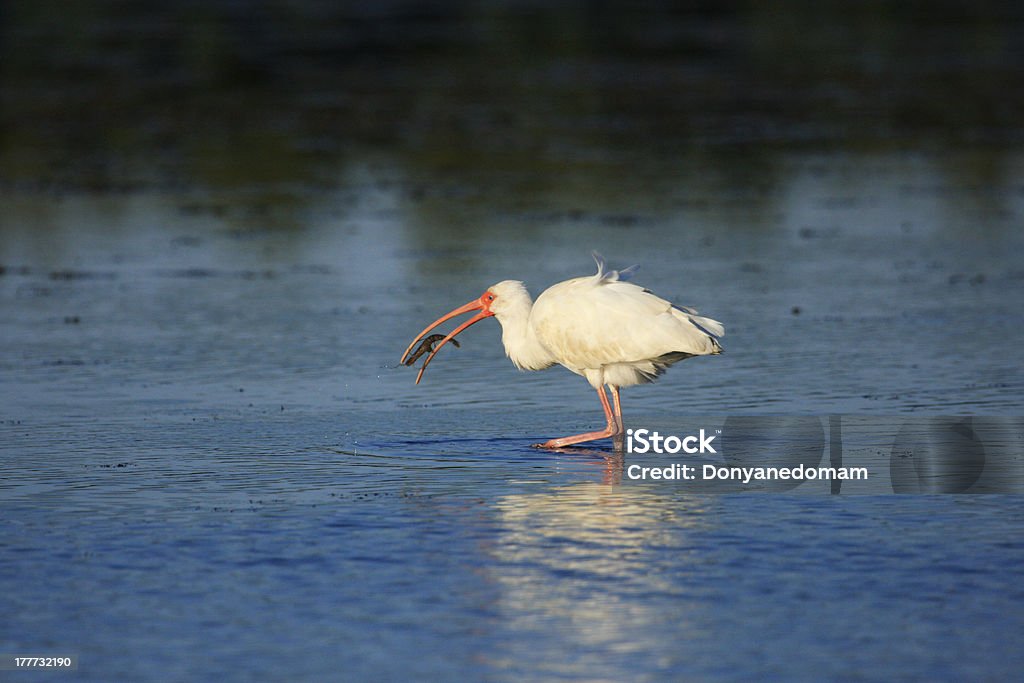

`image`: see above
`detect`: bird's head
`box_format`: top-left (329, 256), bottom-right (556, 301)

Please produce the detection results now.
top-left (483, 280), bottom-right (531, 322)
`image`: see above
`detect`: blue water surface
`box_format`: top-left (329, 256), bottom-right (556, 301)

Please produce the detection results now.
top-left (4, 405), bottom-right (1024, 681)
top-left (3, 4), bottom-right (1024, 675)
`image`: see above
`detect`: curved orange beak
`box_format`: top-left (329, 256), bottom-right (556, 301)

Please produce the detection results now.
top-left (400, 294), bottom-right (494, 384)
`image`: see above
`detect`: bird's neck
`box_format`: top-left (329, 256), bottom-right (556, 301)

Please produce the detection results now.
top-left (495, 293), bottom-right (554, 371)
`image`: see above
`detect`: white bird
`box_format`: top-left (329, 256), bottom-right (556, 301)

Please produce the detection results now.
top-left (400, 253), bottom-right (724, 449)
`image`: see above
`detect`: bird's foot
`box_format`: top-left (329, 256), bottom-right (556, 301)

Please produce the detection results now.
top-left (533, 429), bottom-right (619, 450)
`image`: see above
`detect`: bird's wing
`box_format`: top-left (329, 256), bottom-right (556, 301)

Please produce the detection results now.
top-left (531, 275), bottom-right (724, 370)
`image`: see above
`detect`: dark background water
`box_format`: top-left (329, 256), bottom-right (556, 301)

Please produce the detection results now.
top-left (2, 1), bottom-right (1024, 680)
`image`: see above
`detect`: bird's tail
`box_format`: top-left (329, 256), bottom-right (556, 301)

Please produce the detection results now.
top-left (690, 314), bottom-right (725, 341)
top-left (674, 304), bottom-right (725, 342)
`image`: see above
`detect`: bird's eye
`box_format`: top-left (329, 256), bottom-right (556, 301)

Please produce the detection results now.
top-left (487, 294), bottom-right (495, 301)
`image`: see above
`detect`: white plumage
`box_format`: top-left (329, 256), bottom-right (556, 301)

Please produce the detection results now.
top-left (401, 253), bottom-right (724, 449)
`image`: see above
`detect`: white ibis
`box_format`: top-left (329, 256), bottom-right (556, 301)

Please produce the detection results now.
top-left (400, 253), bottom-right (724, 449)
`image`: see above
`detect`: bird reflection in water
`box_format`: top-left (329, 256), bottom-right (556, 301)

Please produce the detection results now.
top-left (482, 482), bottom-right (716, 668)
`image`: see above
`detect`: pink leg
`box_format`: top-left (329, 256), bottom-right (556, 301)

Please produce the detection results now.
top-left (537, 386), bottom-right (619, 448)
top-left (610, 385), bottom-right (624, 434)
top-left (609, 385), bottom-right (625, 450)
